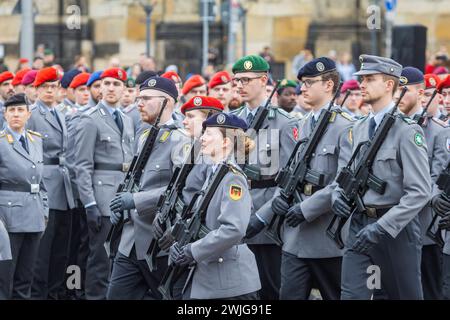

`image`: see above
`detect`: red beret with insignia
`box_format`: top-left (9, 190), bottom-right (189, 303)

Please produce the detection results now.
top-left (33, 67), bottom-right (61, 87)
top-left (100, 68), bottom-right (127, 82)
top-left (340, 79), bottom-right (360, 93)
top-left (182, 75), bottom-right (206, 95)
top-left (161, 71), bottom-right (182, 84)
top-left (12, 68), bottom-right (31, 86)
top-left (180, 95), bottom-right (224, 115)
top-left (208, 71), bottom-right (232, 89)
top-left (437, 74), bottom-right (450, 93)
top-left (424, 74), bottom-right (441, 89)
top-left (0, 71), bottom-right (14, 84)
top-left (70, 72), bottom-right (91, 89)
top-left (21, 70), bottom-right (38, 86)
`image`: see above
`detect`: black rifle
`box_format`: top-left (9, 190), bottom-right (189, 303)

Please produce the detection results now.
top-left (104, 99), bottom-right (168, 258)
top-left (326, 87), bottom-right (407, 249)
top-left (340, 90), bottom-right (351, 109)
top-left (416, 89), bottom-right (438, 126)
top-left (241, 80), bottom-right (280, 180)
top-left (158, 164), bottom-right (229, 300)
top-left (265, 82), bottom-right (343, 246)
top-left (145, 138), bottom-right (201, 271)
top-left (426, 161), bottom-right (450, 247)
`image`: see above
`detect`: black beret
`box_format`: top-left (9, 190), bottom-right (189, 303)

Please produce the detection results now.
top-left (139, 76), bottom-right (178, 102)
top-left (4, 93), bottom-right (28, 108)
top-left (202, 112), bottom-right (248, 131)
top-left (61, 69), bottom-right (82, 88)
top-left (297, 57), bottom-right (336, 80)
top-left (136, 71), bottom-right (158, 85)
top-left (399, 66), bottom-right (424, 86)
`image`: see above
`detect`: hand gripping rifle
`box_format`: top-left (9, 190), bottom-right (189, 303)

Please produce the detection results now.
top-left (326, 87), bottom-right (407, 249)
top-left (158, 164), bottom-right (229, 300)
top-left (265, 82), bottom-right (343, 246)
top-left (104, 99), bottom-right (168, 258)
top-left (426, 161), bottom-right (450, 248)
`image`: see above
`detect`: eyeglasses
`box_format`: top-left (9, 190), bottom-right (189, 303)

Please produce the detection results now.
top-left (136, 95), bottom-right (166, 104)
top-left (301, 79), bottom-right (327, 88)
top-left (232, 76), bottom-right (263, 86)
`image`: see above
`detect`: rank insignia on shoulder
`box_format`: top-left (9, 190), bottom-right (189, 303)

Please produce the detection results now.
top-left (414, 132), bottom-right (424, 147)
top-left (99, 108), bottom-right (106, 116)
top-left (340, 111), bottom-right (354, 121)
top-left (6, 134), bottom-right (13, 144)
top-left (329, 111), bottom-right (337, 123)
top-left (159, 130), bottom-right (171, 142)
top-left (27, 130), bottom-right (42, 137)
top-left (229, 184), bottom-right (243, 201)
top-left (348, 128), bottom-right (353, 144)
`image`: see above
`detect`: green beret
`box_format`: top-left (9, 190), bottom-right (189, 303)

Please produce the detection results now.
top-left (232, 55), bottom-right (270, 74)
top-left (279, 79), bottom-right (297, 89)
top-left (125, 77), bottom-right (136, 88)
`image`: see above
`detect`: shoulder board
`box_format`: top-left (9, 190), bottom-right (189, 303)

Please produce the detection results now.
top-left (141, 128), bottom-right (150, 139)
top-left (400, 115), bottom-right (416, 125)
top-left (431, 117), bottom-right (448, 128)
top-left (0, 130), bottom-right (6, 138)
top-left (230, 105), bottom-right (245, 115)
top-left (30, 104), bottom-right (38, 112)
top-left (338, 110), bottom-right (355, 122)
top-left (86, 107), bottom-right (99, 116)
top-left (272, 106), bottom-right (293, 119)
top-left (159, 130), bottom-right (173, 143)
top-left (227, 162), bottom-right (245, 177)
top-left (26, 130), bottom-right (42, 137)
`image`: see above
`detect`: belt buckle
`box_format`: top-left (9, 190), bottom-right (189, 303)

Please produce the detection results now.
top-left (59, 156), bottom-right (65, 166)
top-left (122, 163), bottom-right (130, 172)
top-left (30, 184), bottom-right (40, 194)
top-left (366, 207), bottom-right (377, 218)
top-left (304, 184), bottom-right (312, 196)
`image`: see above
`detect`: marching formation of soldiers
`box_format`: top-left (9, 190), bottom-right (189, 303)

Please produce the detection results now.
top-left (0, 51), bottom-right (449, 300)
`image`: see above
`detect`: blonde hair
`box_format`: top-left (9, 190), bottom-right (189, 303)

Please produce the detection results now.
top-left (219, 127), bottom-right (255, 159)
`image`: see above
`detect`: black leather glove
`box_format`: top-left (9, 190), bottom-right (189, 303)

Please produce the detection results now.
top-left (169, 242), bottom-right (194, 267)
top-left (438, 214), bottom-right (450, 230)
top-left (332, 193), bottom-right (352, 219)
top-left (152, 216), bottom-right (165, 239)
top-left (271, 196), bottom-right (290, 216)
top-left (352, 222), bottom-right (390, 254)
top-left (86, 205), bottom-right (102, 233)
top-left (431, 194), bottom-right (450, 217)
top-left (285, 203), bottom-right (306, 227)
top-left (110, 192), bottom-right (135, 214)
top-left (244, 214), bottom-right (266, 239)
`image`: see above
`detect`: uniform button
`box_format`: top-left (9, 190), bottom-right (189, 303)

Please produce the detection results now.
top-left (122, 139), bottom-right (125, 143)
top-left (32, 176), bottom-right (35, 179)
top-left (98, 181), bottom-right (102, 185)
top-left (156, 165), bottom-right (160, 169)
top-left (218, 258), bottom-right (223, 263)
top-left (8, 202), bottom-right (11, 206)
top-left (107, 137), bottom-right (111, 141)
top-left (266, 144), bottom-right (270, 148)
top-left (124, 151), bottom-right (127, 154)
top-left (62, 168), bottom-right (66, 172)
top-left (32, 165), bottom-right (36, 168)
top-left (33, 196), bottom-right (37, 200)
top-left (323, 148), bottom-right (326, 152)
top-left (312, 153), bottom-right (315, 157)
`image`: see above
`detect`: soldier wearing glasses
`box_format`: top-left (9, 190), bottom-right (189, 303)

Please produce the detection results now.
top-left (230, 54), bottom-right (299, 300)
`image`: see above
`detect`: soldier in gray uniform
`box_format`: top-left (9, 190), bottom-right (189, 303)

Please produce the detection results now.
top-left (107, 76), bottom-right (190, 300)
top-left (332, 55), bottom-right (431, 300)
top-left (230, 55), bottom-right (299, 300)
top-left (0, 94), bottom-right (48, 299)
top-left (56, 69), bottom-right (81, 115)
top-left (0, 219), bottom-right (12, 299)
top-left (268, 57), bottom-right (353, 300)
top-left (86, 71), bottom-right (103, 109)
top-left (26, 67), bottom-right (75, 300)
top-left (75, 68), bottom-right (135, 300)
top-left (170, 113), bottom-right (261, 299)
top-left (0, 71), bottom-right (15, 130)
top-left (397, 67), bottom-right (450, 299)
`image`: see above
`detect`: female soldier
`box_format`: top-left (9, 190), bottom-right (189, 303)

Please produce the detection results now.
top-left (0, 93), bottom-right (48, 299)
top-left (169, 112), bottom-right (261, 300)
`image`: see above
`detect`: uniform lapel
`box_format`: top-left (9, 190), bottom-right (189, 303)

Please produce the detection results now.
top-left (26, 132), bottom-right (40, 164)
top-left (39, 102), bottom-right (63, 132)
top-left (7, 130), bottom-right (34, 164)
top-left (99, 103), bottom-right (121, 135)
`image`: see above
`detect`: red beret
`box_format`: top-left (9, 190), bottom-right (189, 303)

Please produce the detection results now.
top-left (161, 71), bottom-right (181, 83)
top-left (0, 71), bottom-right (14, 84)
top-left (180, 95), bottom-right (224, 115)
top-left (424, 74), bottom-right (441, 89)
top-left (100, 68), bottom-right (127, 82)
top-left (182, 75), bottom-right (206, 95)
top-left (21, 70), bottom-right (38, 86)
top-left (12, 68), bottom-right (31, 86)
top-left (433, 66), bottom-right (449, 75)
top-left (208, 71), bottom-right (232, 89)
top-left (33, 67), bottom-right (61, 87)
top-left (340, 79), bottom-right (360, 93)
top-left (437, 75), bottom-right (450, 93)
top-left (70, 72), bottom-right (91, 89)
top-left (19, 58), bottom-right (29, 64)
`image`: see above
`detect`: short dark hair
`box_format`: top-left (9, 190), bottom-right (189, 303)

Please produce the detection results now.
top-left (321, 70), bottom-right (340, 94)
top-left (382, 74), bottom-right (399, 95)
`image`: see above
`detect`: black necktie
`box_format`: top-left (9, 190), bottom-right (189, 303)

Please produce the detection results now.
top-left (311, 116), bottom-right (317, 131)
top-left (368, 117), bottom-right (377, 139)
top-left (19, 135), bottom-right (29, 154)
top-left (113, 110), bottom-right (123, 133)
top-left (246, 112), bottom-right (254, 127)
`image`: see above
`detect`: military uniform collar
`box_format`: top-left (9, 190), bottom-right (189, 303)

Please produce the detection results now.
top-left (245, 98), bottom-right (269, 117)
top-left (370, 101), bottom-right (395, 128)
top-left (6, 126), bottom-right (26, 142)
top-left (36, 99), bottom-right (56, 113)
top-left (100, 100), bottom-right (121, 116)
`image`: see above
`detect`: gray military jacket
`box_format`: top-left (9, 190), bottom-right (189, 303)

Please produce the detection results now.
top-left (27, 100), bottom-right (74, 210)
top-left (189, 163), bottom-right (261, 299)
top-left (417, 117), bottom-right (450, 246)
top-left (0, 128), bottom-right (48, 233)
top-left (118, 122), bottom-right (190, 260)
top-left (259, 107), bottom-right (353, 258)
top-left (337, 110), bottom-right (432, 240)
top-left (75, 102), bottom-right (135, 215)
top-left (231, 103), bottom-right (299, 244)
top-left (442, 159), bottom-right (450, 255)
top-left (0, 219), bottom-right (11, 260)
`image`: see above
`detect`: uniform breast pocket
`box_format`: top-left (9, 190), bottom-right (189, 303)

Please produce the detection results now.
top-left (374, 148), bottom-right (401, 178)
top-left (206, 246), bottom-right (241, 290)
top-left (0, 198), bottom-right (24, 229)
top-left (93, 175), bottom-right (117, 197)
top-left (145, 162), bottom-right (171, 188)
top-left (99, 133), bottom-right (113, 153)
top-left (316, 144), bottom-right (337, 174)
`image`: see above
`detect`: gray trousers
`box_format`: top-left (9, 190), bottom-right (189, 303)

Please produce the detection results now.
top-left (341, 214), bottom-right (423, 300)
top-left (280, 251), bottom-right (342, 300)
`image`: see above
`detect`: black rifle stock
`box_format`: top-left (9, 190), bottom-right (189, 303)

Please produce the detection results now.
top-left (265, 82), bottom-right (343, 246)
top-left (158, 164), bottom-right (229, 300)
top-left (104, 99), bottom-right (168, 258)
top-left (339, 90), bottom-right (351, 109)
top-left (326, 87), bottom-right (407, 249)
top-left (416, 89), bottom-right (438, 126)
